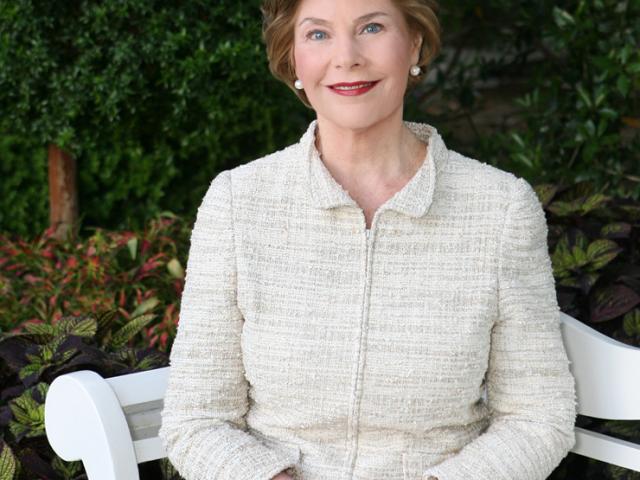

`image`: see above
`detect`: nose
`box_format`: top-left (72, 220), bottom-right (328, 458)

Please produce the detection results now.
top-left (332, 34), bottom-right (363, 70)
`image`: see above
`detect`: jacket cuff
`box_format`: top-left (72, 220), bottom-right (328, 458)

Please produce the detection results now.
top-left (215, 437), bottom-right (301, 480)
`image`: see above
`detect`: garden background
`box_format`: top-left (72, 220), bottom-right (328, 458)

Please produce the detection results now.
top-left (0, 0), bottom-right (639, 478)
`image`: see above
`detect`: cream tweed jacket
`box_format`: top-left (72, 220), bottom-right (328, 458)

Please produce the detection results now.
top-left (158, 119), bottom-right (578, 480)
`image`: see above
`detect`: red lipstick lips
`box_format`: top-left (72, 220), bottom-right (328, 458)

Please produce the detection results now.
top-left (328, 80), bottom-right (380, 96)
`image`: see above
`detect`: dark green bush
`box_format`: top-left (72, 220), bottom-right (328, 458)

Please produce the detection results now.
top-left (408, 0), bottom-right (640, 199)
top-left (0, 135), bottom-right (48, 239)
top-left (0, 0), bottom-right (311, 237)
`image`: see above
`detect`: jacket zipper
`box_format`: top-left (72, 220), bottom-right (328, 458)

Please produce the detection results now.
top-left (344, 225), bottom-right (374, 479)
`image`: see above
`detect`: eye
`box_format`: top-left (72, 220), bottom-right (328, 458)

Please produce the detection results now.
top-left (306, 30), bottom-right (328, 41)
top-left (361, 22), bottom-right (383, 34)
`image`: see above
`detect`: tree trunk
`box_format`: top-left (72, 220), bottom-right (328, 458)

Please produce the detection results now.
top-left (48, 143), bottom-right (79, 241)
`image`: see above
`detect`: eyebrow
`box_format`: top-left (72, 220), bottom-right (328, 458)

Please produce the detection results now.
top-left (297, 11), bottom-right (390, 27)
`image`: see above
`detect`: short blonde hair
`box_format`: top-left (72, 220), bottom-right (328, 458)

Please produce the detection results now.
top-left (261, 0), bottom-right (442, 109)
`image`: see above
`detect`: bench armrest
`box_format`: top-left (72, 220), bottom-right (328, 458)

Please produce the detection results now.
top-left (44, 370), bottom-right (140, 480)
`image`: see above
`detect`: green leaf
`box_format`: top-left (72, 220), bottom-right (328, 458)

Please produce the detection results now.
top-left (600, 222), bottom-right (631, 238)
top-left (9, 396), bottom-right (41, 433)
top-left (166, 258), bottom-right (184, 279)
top-left (52, 456), bottom-right (84, 477)
top-left (551, 235), bottom-right (573, 277)
top-left (553, 7), bottom-right (576, 28)
top-left (0, 442), bottom-right (17, 480)
top-left (7, 383), bottom-right (49, 439)
top-left (558, 276), bottom-right (581, 288)
top-left (576, 84), bottom-right (592, 109)
top-left (598, 107), bottom-right (618, 120)
top-left (510, 132), bottom-right (526, 148)
top-left (571, 245), bottom-right (589, 267)
top-left (69, 317), bottom-right (98, 338)
top-left (127, 236), bottom-right (138, 261)
top-left (594, 86), bottom-right (607, 108)
top-left (616, 75), bottom-right (630, 96)
top-left (55, 348), bottom-right (78, 367)
top-left (533, 183), bottom-right (558, 207)
top-left (580, 193), bottom-right (609, 214)
top-left (23, 323), bottom-right (55, 336)
top-left (55, 316), bottom-right (91, 336)
top-left (110, 313), bottom-right (155, 350)
top-left (586, 239), bottom-right (622, 270)
top-left (514, 152), bottom-right (533, 168)
top-left (40, 343), bottom-right (54, 363)
top-left (131, 297), bottom-right (160, 318)
top-left (584, 119), bottom-right (596, 137)
top-left (623, 309), bottom-right (640, 337)
top-left (8, 421), bottom-right (28, 441)
top-left (18, 363), bottom-right (45, 381)
top-left (547, 199), bottom-right (581, 217)
top-left (96, 310), bottom-right (119, 338)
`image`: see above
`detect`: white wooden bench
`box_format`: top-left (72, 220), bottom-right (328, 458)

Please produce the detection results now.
top-left (44, 312), bottom-right (640, 479)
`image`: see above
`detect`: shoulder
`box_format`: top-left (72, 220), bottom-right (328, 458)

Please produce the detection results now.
top-left (225, 142), bottom-right (301, 196)
top-left (443, 149), bottom-right (539, 206)
top-left (200, 141), bottom-right (304, 213)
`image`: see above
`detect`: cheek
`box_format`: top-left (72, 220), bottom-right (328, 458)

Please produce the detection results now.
top-left (293, 44), bottom-right (322, 79)
top-left (375, 52), bottom-right (411, 85)
top-left (368, 36), bottom-right (413, 75)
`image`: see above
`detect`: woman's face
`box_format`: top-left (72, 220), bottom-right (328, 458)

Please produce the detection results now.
top-left (292, 0), bottom-right (421, 130)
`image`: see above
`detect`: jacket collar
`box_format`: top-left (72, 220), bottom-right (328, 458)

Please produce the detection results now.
top-left (299, 119), bottom-right (449, 218)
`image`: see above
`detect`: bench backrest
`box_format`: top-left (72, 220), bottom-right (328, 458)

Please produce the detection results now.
top-left (559, 312), bottom-right (640, 471)
top-left (44, 312), bottom-right (640, 479)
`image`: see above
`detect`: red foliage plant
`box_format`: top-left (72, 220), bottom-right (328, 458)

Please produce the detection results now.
top-left (0, 213), bottom-right (191, 353)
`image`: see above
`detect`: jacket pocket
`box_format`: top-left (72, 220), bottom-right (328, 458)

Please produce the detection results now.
top-left (401, 450), bottom-right (455, 480)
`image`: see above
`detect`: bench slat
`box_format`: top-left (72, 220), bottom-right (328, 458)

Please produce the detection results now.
top-left (573, 427), bottom-right (640, 472)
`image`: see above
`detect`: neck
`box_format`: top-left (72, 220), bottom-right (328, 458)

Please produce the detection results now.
top-left (314, 108), bottom-right (426, 187)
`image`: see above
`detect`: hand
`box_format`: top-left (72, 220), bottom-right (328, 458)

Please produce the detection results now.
top-left (271, 471), bottom-right (294, 480)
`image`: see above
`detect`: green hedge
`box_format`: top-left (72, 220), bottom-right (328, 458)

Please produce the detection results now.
top-left (0, 0), bottom-right (311, 236)
top-left (0, 135), bottom-right (48, 238)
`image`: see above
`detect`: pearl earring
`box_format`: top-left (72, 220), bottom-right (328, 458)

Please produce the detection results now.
top-left (294, 79), bottom-right (303, 90)
top-left (410, 65), bottom-right (421, 76)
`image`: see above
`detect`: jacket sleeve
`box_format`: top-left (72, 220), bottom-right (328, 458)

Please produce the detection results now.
top-left (158, 170), bottom-right (297, 480)
top-left (422, 177), bottom-right (578, 480)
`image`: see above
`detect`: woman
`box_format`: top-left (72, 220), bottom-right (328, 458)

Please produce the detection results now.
top-left (158, 0), bottom-right (578, 479)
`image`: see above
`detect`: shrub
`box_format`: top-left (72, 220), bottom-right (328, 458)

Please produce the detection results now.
top-left (0, 212), bottom-right (190, 352)
top-left (407, 0), bottom-right (640, 199)
top-left (0, 0), bottom-right (310, 237)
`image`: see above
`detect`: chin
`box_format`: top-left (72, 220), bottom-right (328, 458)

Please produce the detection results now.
top-left (317, 105), bottom-right (400, 132)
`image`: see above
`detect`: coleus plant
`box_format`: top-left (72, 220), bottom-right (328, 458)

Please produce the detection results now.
top-left (0, 311), bottom-right (169, 480)
top-left (536, 180), bottom-right (640, 339)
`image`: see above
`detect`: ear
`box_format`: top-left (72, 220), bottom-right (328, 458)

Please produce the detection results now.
top-left (411, 32), bottom-right (423, 65)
